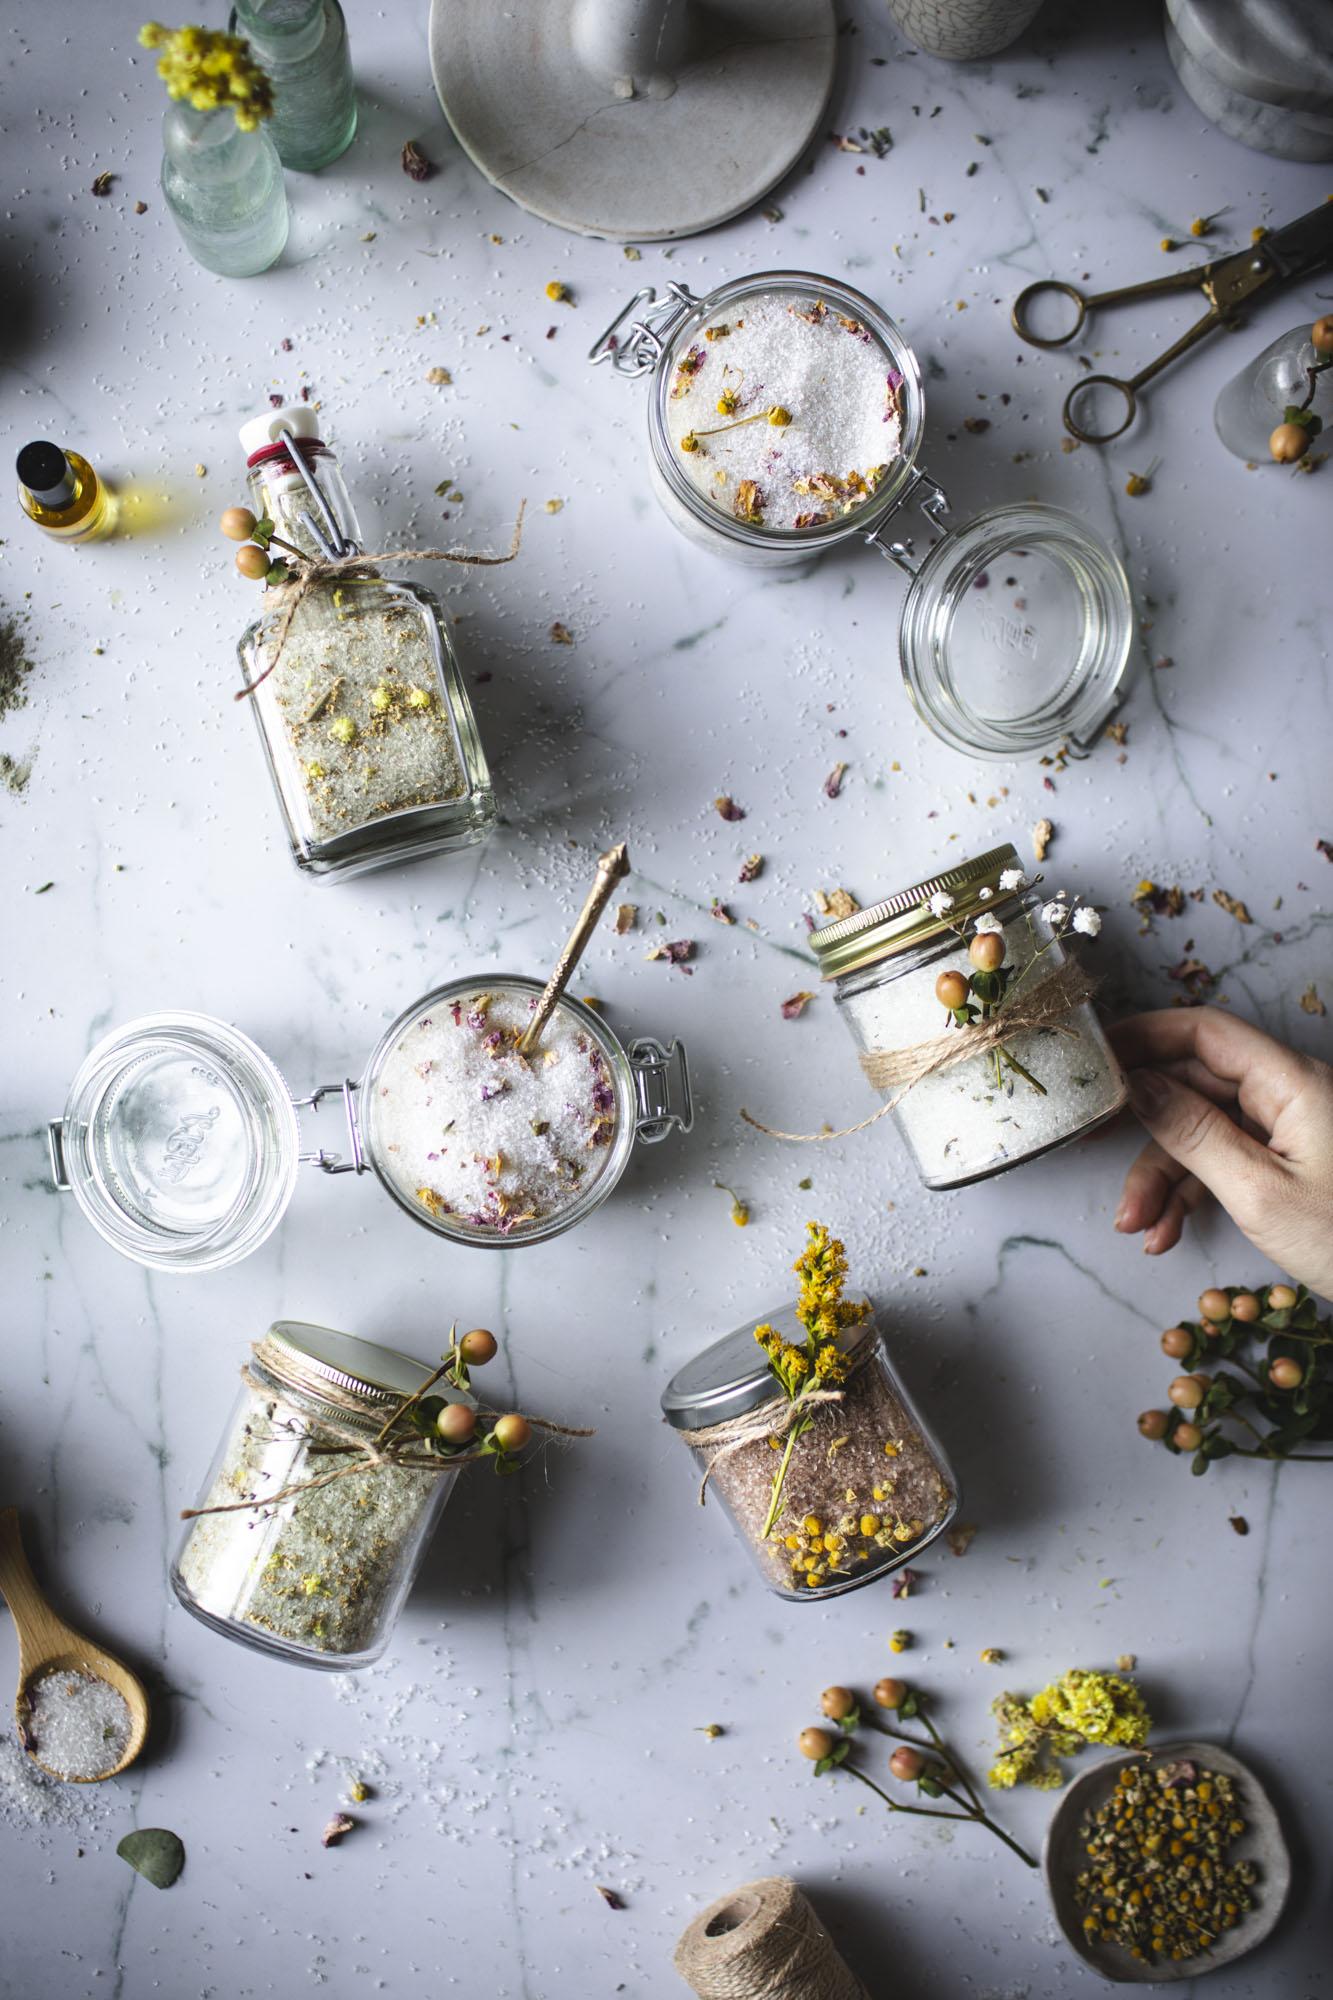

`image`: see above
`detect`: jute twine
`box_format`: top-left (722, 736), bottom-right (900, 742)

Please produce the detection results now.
top-left (235, 500), bottom-right (526, 702)
top-left (674, 1877), bottom-right (871, 2000)
top-left (179, 1350), bottom-right (592, 1521)
top-left (741, 955), bottom-right (1096, 1145)
top-left (674, 1337), bottom-right (876, 1506)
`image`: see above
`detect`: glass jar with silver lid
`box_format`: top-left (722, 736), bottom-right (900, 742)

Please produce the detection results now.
top-left (591, 270), bottom-right (1132, 759)
top-left (47, 975), bottom-right (692, 1273)
top-left (811, 843), bottom-right (1126, 1189)
top-left (173, 1322), bottom-right (457, 1668)
top-left (661, 1303), bottom-right (957, 1601)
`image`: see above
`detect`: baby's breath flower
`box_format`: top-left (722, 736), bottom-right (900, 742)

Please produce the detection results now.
top-left (998, 867), bottom-right (1026, 891)
top-left (973, 912), bottom-right (1004, 935)
top-left (1040, 899), bottom-right (1069, 928)
top-left (1071, 906), bottom-right (1102, 937)
top-left (978, 885), bottom-right (993, 900)
top-left (927, 890), bottom-right (955, 918)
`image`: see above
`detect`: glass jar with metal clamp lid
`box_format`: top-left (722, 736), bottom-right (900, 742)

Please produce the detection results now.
top-left (590, 270), bottom-right (1133, 758)
top-left (47, 977), bottom-right (692, 1272)
top-left (235, 405), bottom-right (496, 879)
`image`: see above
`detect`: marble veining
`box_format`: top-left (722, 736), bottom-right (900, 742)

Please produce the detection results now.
top-left (0, 0), bottom-right (1329, 1994)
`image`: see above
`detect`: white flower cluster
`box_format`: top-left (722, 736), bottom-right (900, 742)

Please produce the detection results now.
top-left (927, 890), bottom-right (955, 919)
top-left (1038, 893), bottom-right (1102, 938)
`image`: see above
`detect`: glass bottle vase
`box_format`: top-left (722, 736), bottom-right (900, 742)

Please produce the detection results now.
top-left (160, 101), bottom-right (289, 278)
top-left (1213, 326), bottom-right (1333, 462)
top-left (231, 0), bottom-right (357, 171)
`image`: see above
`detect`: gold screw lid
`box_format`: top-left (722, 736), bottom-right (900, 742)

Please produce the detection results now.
top-left (810, 844), bottom-right (1021, 981)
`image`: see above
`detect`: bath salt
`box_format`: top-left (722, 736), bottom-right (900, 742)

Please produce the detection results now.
top-left (371, 986), bottom-right (618, 1233)
top-left (20, 1668), bottom-right (131, 1781)
top-left (836, 902), bottom-right (1125, 1187)
top-left (663, 289), bottom-right (903, 532)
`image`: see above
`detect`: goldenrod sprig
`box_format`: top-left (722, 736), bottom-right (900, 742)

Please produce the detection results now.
top-left (754, 1223), bottom-right (870, 1539)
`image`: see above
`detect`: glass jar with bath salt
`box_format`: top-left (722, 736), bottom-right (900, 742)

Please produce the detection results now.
top-left (173, 1322), bottom-right (456, 1668)
top-left (236, 405), bottom-right (496, 880)
top-left (47, 980), bottom-right (692, 1273)
top-left (591, 272), bottom-right (1133, 759)
top-left (811, 843), bottom-right (1127, 1189)
top-left (661, 1305), bottom-right (958, 1600)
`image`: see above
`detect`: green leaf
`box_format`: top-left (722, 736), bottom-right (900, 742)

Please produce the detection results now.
top-left (898, 1691), bottom-right (920, 1719)
top-left (251, 516), bottom-right (275, 548)
top-left (830, 1738), bottom-right (851, 1767)
top-left (1202, 1434), bottom-right (1234, 1460)
top-left (116, 1828), bottom-right (184, 1889)
top-left (1191, 1451), bottom-right (1209, 1476)
top-left (918, 1775), bottom-right (944, 1798)
top-left (838, 1706), bottom-right (861, 1735)
top-left (969, 969), bottom-right (1001, 1005)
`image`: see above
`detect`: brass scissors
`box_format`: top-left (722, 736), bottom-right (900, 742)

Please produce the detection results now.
top-left (1012, 201), bottom-right (1333, 443)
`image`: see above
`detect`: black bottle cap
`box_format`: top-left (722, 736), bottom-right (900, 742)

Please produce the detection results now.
top-left (17, 440), bottom-right (74, 503)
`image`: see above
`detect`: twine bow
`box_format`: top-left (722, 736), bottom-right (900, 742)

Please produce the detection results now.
top-left (235, 500), bottom-right (527, 702)
top-left (179, 1350), bottom-right (592, 1521)
top-left (674, 1339), bottom-right (875, 1505)
top-left (741, 955), bottom-right (1097, 1144)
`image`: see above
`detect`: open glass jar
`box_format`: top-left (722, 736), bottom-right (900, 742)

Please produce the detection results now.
top-left (48, 977), bottom-right (692, 1272)
top-left (173, 1322), bottom-right (455, 1668)
top-left (661, 1304), bottom-right (957, 1600)
top-left (591, 271), bottom-right (1132, 758)
top-left (811, 843), bottom-right (1126, 1188)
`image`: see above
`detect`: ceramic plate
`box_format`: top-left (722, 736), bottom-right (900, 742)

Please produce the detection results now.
top-left (1043, 1740), bottom-right (1291, 1983)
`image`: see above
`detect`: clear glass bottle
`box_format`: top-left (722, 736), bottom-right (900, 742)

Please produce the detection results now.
top-left (237, 405), bottom-right (496, 879)
top-left (16, 441), bottom-right (113, 544)
top-left (160, 99), bottom-right (289, 278)
top-left (48, 980), bottom-right (692, 1272)
top-left (230, 0), bottom-right (357, 171)
top-left (591, 272), bottom-right (1132, 760)
top-left (1213, 324), bottom-right (1333, 461)
top-left (662, 1304), bottom-right (957, 1600)
top-left (811, 844), bottom-right (1126, 1189)
top-left (173, 1321), bottom-right (458, 1668)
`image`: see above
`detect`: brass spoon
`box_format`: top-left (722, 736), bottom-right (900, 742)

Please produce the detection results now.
top-left (0, 1507), bottom-right (150, 1783)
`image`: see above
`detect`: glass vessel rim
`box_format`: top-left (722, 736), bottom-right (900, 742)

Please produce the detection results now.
top-left (661, 1301), bottom-right (878, 1430)
top-left (811, 843), bottom-right (1021, 980)
top-left (647, 269), bottom-right (925, 551)
top-left (359, 973), bottom-right (641, 1248)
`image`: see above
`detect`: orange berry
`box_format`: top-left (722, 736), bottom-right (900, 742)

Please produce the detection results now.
top-left (435, 1401), bottom-right (477, 1444)
top-left (235, 543), bottom-right (270, 579)
top-left (460, 1328), bottom-right (498, 1364)
top-left (220, 505), bottom-right (257, 542)
top-left (799, 1727), bottom-right (835, 1761)
top-left (1161, 1326), bottom-right (1193, 1359)
top-left (1270, 422), bottom-right (1309, 463)
top-left (1174, 1422), bottom-right (1202, 1451)
top-left (1169, 1375), bottom-right (1205, 1410)
top-left (1269, 1357), bottom-right (1302, 1390)
top-left (1198, 1289), bottom-right (1231, 1323)
top-left (935, 970), bottom-right (969, 1010)
top-left (969, 931), bottom-right (1005, 973)
top-left (493, 1413), bottom-right (532, 1452)
top-left (890, 1746), bottom-right (926, 1782)
top-left (1138, 1410), bottom-right (1169, 1440)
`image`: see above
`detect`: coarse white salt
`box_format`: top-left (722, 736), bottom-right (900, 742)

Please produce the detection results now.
top-left (20, 1668), bottom-right (131, 1782)
top-left (371, 985), bottom-right (618, 1234)
top-left (835, 903), bottom-right (1126, 1188)
top-left (663, 289), bottom-right (903, 533)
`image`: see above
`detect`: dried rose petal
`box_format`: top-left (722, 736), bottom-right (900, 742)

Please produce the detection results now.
top-left (647, 939), bottom-right (695, 968)
top-left (321, 1814), bottom-right (355, 1847)
top-left (714, 795), bottom-right (745, 822)
top-left (780, 990), bottom-right (815, 1019)
top-left (1031, 816), bottom-right (1054, 863)
top-left (614, 903), bottom-right (637, 935)
top-left (596, 1886), bottom-right (625, 1910)
top-left (710, 900), bottom-right (735, 925)
top-left (549, 621), bottom-right (574, 646)
top-left (738, 853), bottom-right (763, 883)
top-left (891, 1567), bottom-right (919, 1598)
top-left (823, 761), bottom-right (848, 800)
top-left (401, 140), bottom-right (435, 181)
top-left (946, 1521), bottom-right (977, 1557)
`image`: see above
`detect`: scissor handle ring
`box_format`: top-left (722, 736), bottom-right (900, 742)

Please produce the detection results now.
top-left (1063, 373), bottom-right (1137, 445)
top-left (1011, 280), bottom-right (1087, 349)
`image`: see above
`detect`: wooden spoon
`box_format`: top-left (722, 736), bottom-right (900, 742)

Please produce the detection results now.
top-left (0, 1507), bottom-right (149, 1783)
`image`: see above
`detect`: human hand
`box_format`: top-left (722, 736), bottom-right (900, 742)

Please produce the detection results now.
top-left (1110, 1006), bottom-right (1333, 1300)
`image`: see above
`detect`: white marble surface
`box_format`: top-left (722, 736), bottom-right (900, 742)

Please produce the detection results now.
top-left (1, 2), bottom-right (1330, 1995)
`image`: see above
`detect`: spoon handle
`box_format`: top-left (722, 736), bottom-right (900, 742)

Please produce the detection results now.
top-left (0, 1509), bottom-right (70, 1673)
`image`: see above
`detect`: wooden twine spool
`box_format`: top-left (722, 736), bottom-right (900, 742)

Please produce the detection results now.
top-left (673, 1877), bottom-right (871, 2000)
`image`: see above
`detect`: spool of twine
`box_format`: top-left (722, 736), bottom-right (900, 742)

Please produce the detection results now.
top-left (674, 1877), bottom-right (871, 2000)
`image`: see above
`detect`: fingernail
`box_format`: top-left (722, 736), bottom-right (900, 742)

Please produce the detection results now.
top-left (1113, 1198), bottom-right (1132, 1230)
top-left (1127, 1068), bottom-right (1169, 1117)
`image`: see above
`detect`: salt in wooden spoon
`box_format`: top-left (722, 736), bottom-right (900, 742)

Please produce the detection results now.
top-left (0, 1506), bottom-right (149, 1783)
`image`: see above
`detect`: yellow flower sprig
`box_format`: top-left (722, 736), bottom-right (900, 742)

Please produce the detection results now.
top-left (139, 23), bottom-right (275, 130)
top-left (755, 1223), bottom-right (870, 1539)
top-left (988, 1669), bottom-right (1151, 1790)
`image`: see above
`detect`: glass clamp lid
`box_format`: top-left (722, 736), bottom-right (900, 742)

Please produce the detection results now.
top-left (50, 1012), bottom-right (300, 1275)
top-left (628, 1035), bottom-right (692, 1142)
top-left (873, 500), bottom-right (1132, 759)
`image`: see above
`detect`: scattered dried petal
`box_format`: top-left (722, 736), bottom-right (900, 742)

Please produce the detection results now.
top-left (614, 903), bottom-right (637, 934)
top-left (714, 795), bottom-right (745, 822)
top-left (1115, 1653), bottom-right (1137, 1672)
top-left (962, 416), bottom-right (990, 434)
top-left (781, 990), bottom-right (815, 1019)
top-left (401, 140), bottom-right (435, 181)
top-left (891, 1567), bottom-right (919, 1598)
top-left (321, 1814), bottom-right (355, 1848)
top-left (980, 1646), bottom-right (1004, 1664)
top-left (90, 171), bottom-right (115, 196)
top-left (596, 1886), bottom-right (625, 1910)
top-left (1031, 816), bottom-right (1054, 863)
top-left (710, 900), bottom-right (735, 925)
top-left (1300, 983), bottom-right (1325, 1016)
top-left (623, 245), bottom-right (642, 261)
top-left (738, 853), bottom-right (763, 883)
top-left (1212, 889), bottom-right (1252, 925)
top-left (647, 939), bottom-right (695, 968)
top-left (1229, 1515), bottom-right (1250, 1536)
top-left (544, 497), bottom-right (564, 513)
top-left (134, 199), bottom-right (148, 214)
top-left (823, 761), bottom-right (848, 799)
top-left (946, 1521), bottom-right (978, 1557)
top-left (815, 887), bottom-right (860, 921)
top-left (549, 621), bottom-right (574, 646)
top-left (1105, 720), bottom-right (1128, 745)
top-left (425, 366), bottom-right (453, 385)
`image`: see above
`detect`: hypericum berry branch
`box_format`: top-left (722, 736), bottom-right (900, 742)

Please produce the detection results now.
top-left (797, 1678), bottom-right (1036, 1869)
top-left (1137, 1281), bottom-right (1333, 1472)
top-left (1269, 315), bottom-right (1333, 464)
top-left (220, 505), bottom-right (305, 583)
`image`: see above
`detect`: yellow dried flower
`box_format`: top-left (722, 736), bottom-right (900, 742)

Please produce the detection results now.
top-left (716, 388), bottom-right (740, 416)
top-left (679, 432), bottom-right (702, 455)
top-left (545, 280), bottom-right (570, 303)
top-left (369, 683), bottom-right (393, 713)
top-left (405, 686), bottom-right (432, 710)
top-left (329, 715), bottom-right (357, 744)
top-left (138, 23), bottom-right (274, 130)
top-left (768, 406), bottom-right (793, 427)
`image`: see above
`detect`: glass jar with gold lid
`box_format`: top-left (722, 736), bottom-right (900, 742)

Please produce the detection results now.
top-left (812, 844), bottom-right (1126, 1188)
top-left (591, 274), bottom-right (1132, 759)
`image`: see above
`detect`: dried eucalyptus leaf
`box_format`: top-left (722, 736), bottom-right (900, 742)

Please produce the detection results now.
top-left (116, 1828), bottom-right (185, 1889)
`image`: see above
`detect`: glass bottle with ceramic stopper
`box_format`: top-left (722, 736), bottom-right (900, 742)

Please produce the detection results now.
top-left (16, 441), bottom-right (112, 544)
top-left (229, 403), bottom-right (496, 880)
top-left (229, 0), bottom-right (357, 170)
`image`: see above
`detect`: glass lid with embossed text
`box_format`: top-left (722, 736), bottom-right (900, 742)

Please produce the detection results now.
top-left (592, 271), bottom-right (1132, 759)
